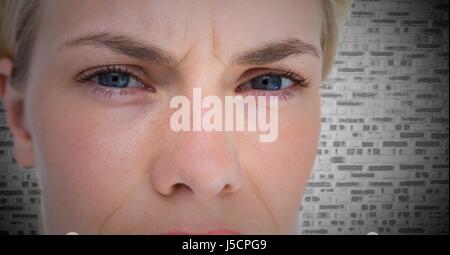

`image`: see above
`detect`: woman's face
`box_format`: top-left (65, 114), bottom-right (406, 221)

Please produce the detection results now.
top-left (19, 0), bottom-right (322, 234)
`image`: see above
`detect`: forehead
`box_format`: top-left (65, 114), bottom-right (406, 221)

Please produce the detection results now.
top-left (38, 0), bottom-right (323, 60)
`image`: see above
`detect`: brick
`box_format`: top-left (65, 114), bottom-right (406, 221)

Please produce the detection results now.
top-left (432, 164), bottom-right (449, 170)
top-left (399, 132), bottom-right (425, 138)
top-left (330, 157), bottom-right (346, 163)
top-left (351, 173), bottom-right (376, 178)
top-left (382, 141), bottom-right (408, 147)
top-left (416, 141), bottom-right (441, 147)
top-left (399, 181), bottom-right (426, 186)
top-left (337, 165), bottom-right (364, 171)
top-left (414, 205), bottom-right (440, 210)
top-left (430, 133), bottom-right (449, 139)
top-left (369, 181), bottom-right (393, 187)
top-left (307, 182), bottom-right (332, 188)
top-left (336, 182), bottom-right (360, 187)
top-left (368, 165), bottom-right (394, 171)
top-left (319, 205), bottom-right (345, 210)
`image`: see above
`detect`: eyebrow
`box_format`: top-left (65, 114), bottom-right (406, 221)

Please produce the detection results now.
top-left (61, 32), bottom-right (176, 65)
top-left (231, 39), bottom-right (321, 65)
top-left (61, 32), bottom-right (320, 66)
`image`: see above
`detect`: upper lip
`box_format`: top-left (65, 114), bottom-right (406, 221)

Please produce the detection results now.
top-left (161, 229), bottom-right (241, 235)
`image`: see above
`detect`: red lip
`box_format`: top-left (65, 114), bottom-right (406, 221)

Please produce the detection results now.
top-left (162, 229), bottom-right (241, 235)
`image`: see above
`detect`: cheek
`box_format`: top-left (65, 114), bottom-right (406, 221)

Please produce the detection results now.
top-left (27, 86), bottom-right (161, 233)
top-left (238, 90), bottom-right (321, 230)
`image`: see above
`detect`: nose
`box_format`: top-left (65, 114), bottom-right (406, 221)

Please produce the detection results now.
top-left (151, 129), bottom-right (244, 201)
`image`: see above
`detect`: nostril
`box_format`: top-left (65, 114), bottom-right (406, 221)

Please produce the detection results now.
top-left (158, 183), bottom-right (190, 197)
top-left (222, 183), bottom-right (237, 193)
top-left (170, 182), bottom-right (234, 200)
top-left (172, 183), bottom-right (183, 191)
top-left (172, 183), bottom-right (192, 194)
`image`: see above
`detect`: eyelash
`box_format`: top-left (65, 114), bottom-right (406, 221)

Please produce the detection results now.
top-left (76, 65), bottom-right (134, 80)
top-left (236, 69), bottom-right (310, 100)
top-left (74, 65), bottom-right (151, 99)
top-left (74, 65), bottom-right (310, 100)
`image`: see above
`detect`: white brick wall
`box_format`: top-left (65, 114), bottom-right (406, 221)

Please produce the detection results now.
top-left (298, 0), bottom-right (449, 235)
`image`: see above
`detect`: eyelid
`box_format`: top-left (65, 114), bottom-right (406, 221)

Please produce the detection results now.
top-left (74, 64), bottom-right (152, 87)
top-left (237, 68), bottom-right (310, 90)
top-left (238, 68), bottom-right (307, 84)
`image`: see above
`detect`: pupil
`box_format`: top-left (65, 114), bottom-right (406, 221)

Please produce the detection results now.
top-left (99, 72), bottom-right (129, 88)
top-left (251, 74), bottom-right (281, 90)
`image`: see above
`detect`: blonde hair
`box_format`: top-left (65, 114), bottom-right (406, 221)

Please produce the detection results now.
top-left (0, 0), bottom-right (351, 89)
top-left (0, 0), bottom-right (42, 90)
top-left (321, 0), bottom-right (352, 79)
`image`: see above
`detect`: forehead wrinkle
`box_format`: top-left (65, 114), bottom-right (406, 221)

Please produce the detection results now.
top-left (177, 10), bottom-right (226, 70)
top-left (210, 12), bottom-right (226, 68)
top-left (176, 14), bottom-right (195, 66)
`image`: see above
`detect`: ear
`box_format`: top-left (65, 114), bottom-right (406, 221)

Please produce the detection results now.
top-left (0, 58), bottom-right (35, 168)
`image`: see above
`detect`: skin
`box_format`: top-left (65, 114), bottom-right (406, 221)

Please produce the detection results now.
top-left (0, 0), bottom-right (322, 234)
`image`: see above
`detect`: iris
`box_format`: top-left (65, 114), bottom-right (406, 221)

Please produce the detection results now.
top-left (250, 74), bottom-right (282, 90)
top-left (98, 72), bottom-right (130, 88)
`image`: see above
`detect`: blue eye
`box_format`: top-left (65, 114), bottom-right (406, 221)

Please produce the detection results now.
top-left (76, 66), bottom-right (145, 89)
top-left (97, 72), bottom-right (130, 88)
top-left (240, 73), bottom-right (298, 91)
top-left (74, 65), bottom-right (156, 100)
top-left (250, 74), bottom-right (283, 90)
